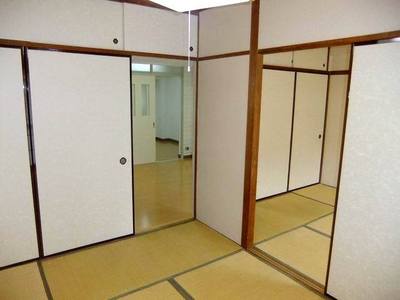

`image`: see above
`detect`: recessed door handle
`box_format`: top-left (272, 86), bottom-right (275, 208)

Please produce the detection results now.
top-left (120, 157), bottom-right (127, 165)
top-left (318, 134), bottom-right (322, 139)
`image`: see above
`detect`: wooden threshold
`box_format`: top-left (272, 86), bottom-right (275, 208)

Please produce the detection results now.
top-left (248, 247), bottom-right (325, 295)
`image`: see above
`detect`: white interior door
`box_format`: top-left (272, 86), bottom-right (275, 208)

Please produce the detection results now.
top-left (132, 74), bottom-right (156, 165)
top-left (28, 50), bottom-right (133, 255)
top-left (0, 47), bottom-right (38, 267)
top-left (257, 69), bottom-right (295, 199)
top-left (289, 72), bottom-right (328, 190)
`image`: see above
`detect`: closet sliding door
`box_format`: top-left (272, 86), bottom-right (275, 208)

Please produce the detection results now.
top-left (257, 69), bottom-right (295, 199)
top-left (289, 73), bottom-right (328, 190)
top-left (28, 50), bottom-right (133, 255)
top-left (0, 47), bottom-right (38, 267)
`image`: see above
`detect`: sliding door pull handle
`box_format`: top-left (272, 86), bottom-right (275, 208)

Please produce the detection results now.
top-left (120, 157), bottom-right (127, 165)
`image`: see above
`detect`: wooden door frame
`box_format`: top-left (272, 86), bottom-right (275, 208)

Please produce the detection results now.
top-left (240, 5), bottom-right (400, 292)
top-left (241, 26), bottom-right (400, 249)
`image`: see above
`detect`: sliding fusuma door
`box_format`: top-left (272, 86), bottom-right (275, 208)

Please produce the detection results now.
top-left (327, 42), bottom-right (400, 299)
top-left (0, 47), bottom-right (38, 267)
top-left (257, 69), bottom-right (295, 199)
top-left (28, 50), bottom-right (133, 255)
top-left (289, 73), bottom-right (328, 190)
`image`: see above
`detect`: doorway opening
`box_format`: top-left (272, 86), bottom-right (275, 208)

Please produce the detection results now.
top-left (131, 57), bottom-right (196, 234)
top-left (251, 44), bottom-right (352, 292)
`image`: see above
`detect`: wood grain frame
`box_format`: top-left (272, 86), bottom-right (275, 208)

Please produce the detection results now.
top-left (241, 0), bottom-right (262, 249)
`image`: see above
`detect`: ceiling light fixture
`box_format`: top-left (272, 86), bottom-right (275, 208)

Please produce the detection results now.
top-left (149, 1), bottom-right (251, 73)
top-left (149, 0), bottom-right (250, 12)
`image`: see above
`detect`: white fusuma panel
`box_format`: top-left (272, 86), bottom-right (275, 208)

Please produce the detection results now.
top-left (257, 69), bottom-right (295, 199)
top-left (28, 50), bottom-right (133, 255)
top-left (327, 42), bottom-right (400, 300)
top-left (289, 73), bottom-right (328, 190)
top-left (0, 47), bottom-right (38, 267)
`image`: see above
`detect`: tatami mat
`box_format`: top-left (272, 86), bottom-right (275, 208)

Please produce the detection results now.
top-left (307, 214), bottom-right (334, 236)
top-left (294, 184), bottom-right (337, 206)
top-left (257, 227), bottom-right (330, 284)
top-left (255, 193), bottom-right (333, 243)
top-left (120, 281), bottom-right (183, 300)
top-left (175, 251), bottom-right (323, 300)
top-left (42, 221), bottom-right (240, 299)
top-left (0, 262), bottom-right (47, 300)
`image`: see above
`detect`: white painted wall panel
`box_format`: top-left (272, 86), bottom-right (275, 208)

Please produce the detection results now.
top-left (259, 0), bottom-right (400, 49)
top-left (257, 70), bottom-right (294, 199)
top-left (29, 50), bottom-right (133, 255)
top-left (289, 73), bottom-right (328, 190)
top-left (199, 3), bottom-right (251, 57)
top-left (197, 55), bottom-right (249, 243)
top-left (327, 42), bottom-right (400, 300)
top-left (0, 48), bottom-right (38, 267)
top-left (0, 0), bottom-right (123, 50)
top-left (321, 75), bottom-right (348, 187)
top-left (124, 4), bottom-right (198, 56)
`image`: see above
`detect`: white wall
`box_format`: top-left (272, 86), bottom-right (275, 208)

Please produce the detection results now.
top-left (321, 75), bottom-right (348, 187)
top-left (259, 0), bottom-right (400, 49)
top-left (199, 3), bottom-right (251, 57)
top-left (327, 42), bottom-right (400, 300)
top-left (197, 55), bottom-right (249, 244)
top-left (124, 4), bottom-right (198, 56)
top-left (155, 76), bottom-right (182, 142)
top-left (0, 0), bottom-right (124, 50)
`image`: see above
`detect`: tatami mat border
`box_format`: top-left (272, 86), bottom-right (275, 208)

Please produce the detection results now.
top-left (168, 278), bottom-right (194, 300)
top-left (110, 249), bottom-right (243, 299)
top-left (255, 212), bottom-right (334, 246)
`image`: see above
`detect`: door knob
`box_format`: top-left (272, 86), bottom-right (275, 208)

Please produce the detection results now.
top-left (120, 157), bottom-right (127, 165)
top-left (318, 134), bottom-right (322, 139)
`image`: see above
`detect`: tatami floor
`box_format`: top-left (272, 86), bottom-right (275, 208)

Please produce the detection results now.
top-left (255, 184), bottom-right (336, 285)
top-left (0, 220), bottom-right (325, 300)
top-left (134, 158), bottom-right (194, 233)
